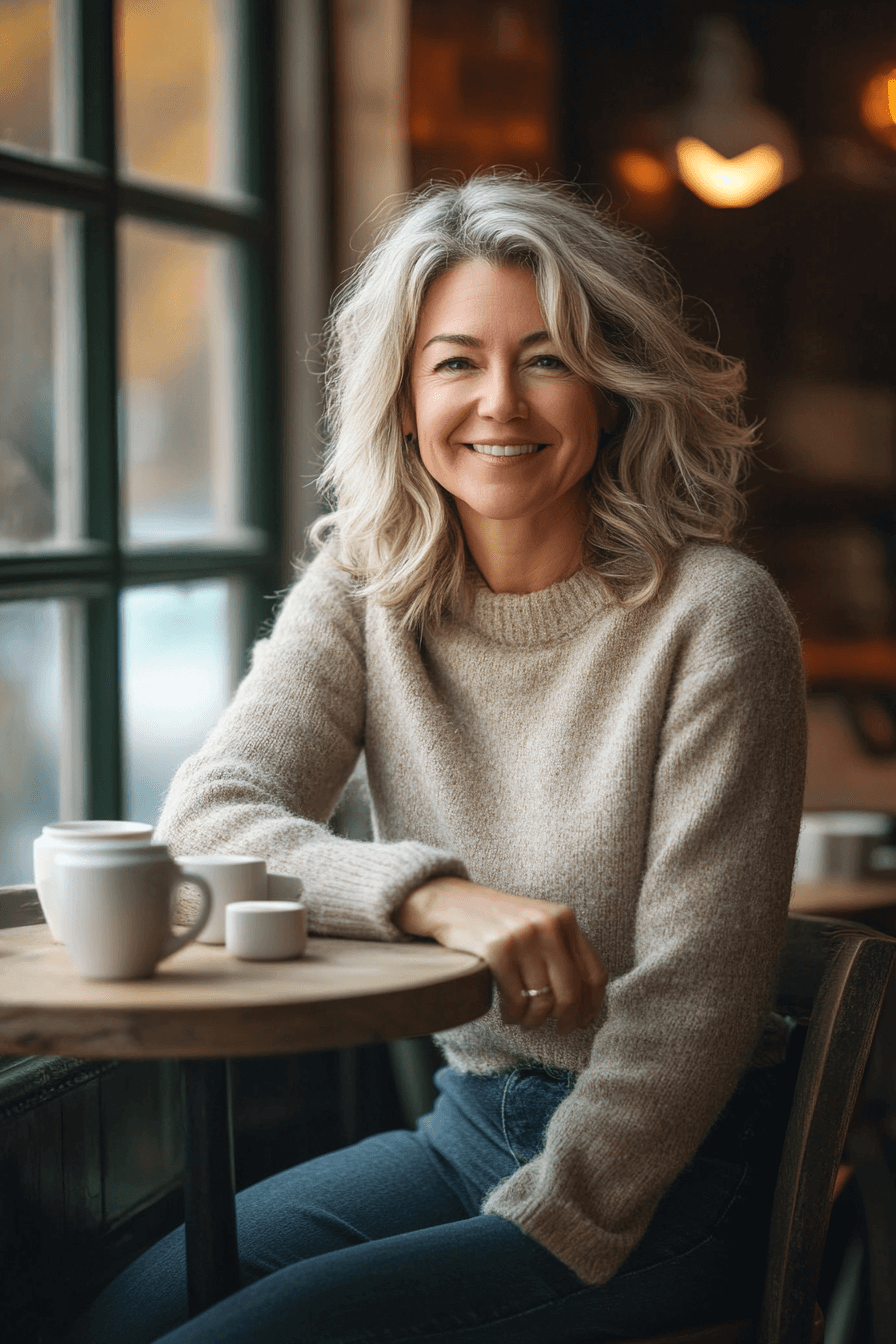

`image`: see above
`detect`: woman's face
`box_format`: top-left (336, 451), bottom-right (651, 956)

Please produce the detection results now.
top-left (407, 260), bottom-right (616, 531)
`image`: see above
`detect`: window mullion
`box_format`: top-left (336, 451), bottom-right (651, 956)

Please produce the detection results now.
top-left (80, 0), bottom-right (122, 820)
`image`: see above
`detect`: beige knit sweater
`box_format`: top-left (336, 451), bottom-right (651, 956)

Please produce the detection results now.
top-left (156, 540), bottom-right (806, 1285)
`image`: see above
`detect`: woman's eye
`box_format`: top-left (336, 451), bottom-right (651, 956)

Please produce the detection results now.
top-left (532, 355), bottom-right (566, 371)
top-left (434, 357), bottom-right (474, 372)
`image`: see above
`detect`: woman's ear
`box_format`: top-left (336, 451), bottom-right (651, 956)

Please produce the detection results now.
top-left (597, 390), bottom-right (620, 435)
top-left (400, 396), bottom-right (416, 439)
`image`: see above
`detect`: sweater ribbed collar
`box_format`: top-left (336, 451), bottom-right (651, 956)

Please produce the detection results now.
top-left (462, 568), bottom-right (609, 646)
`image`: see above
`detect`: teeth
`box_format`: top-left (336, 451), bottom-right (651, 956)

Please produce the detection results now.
top-left (469, 443), bottom-right (540, 457)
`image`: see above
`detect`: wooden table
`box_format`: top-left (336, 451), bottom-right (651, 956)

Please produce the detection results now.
top-left (791, 879), bottom-right (896, 926)
top-left (0, 925), bottom-right (492, 1317)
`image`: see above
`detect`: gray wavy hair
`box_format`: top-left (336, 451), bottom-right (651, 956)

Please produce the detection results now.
top-left (311, 173), bottom-right (755, 630)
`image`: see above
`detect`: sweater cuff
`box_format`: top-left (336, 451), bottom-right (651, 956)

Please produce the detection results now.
top-left (293, 837), bottom-right (469, 943)
top-left (482, 1168), bottom-right (639, 1286)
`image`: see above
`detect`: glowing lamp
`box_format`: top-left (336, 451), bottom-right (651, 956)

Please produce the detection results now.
top-left (671, 17), bottom-right (799, 208)
top-left (675, 137), bottom-right (784, 208)
top-left (860, 68), bottom-right (896, 150)
top-left (612, 151), bottom-right (674, 197)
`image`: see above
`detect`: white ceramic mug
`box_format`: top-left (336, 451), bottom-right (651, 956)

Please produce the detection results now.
top-left (55, 843), bottom-right (212, 980)
top-left (34, 821), bottom-right (155, 942)
top-left (175, 855), bottom-right (267, 944)
top-left (225, 901), bottom-right (307, 961)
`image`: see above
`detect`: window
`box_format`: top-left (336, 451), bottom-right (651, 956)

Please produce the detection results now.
top-left (0, 0), bottom-right (280, 882)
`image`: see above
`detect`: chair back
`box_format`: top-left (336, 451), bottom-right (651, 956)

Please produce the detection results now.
top-left (758, 913), bottom-right (896, 1344)
top-left (0, 884), bottom-right (44, 930)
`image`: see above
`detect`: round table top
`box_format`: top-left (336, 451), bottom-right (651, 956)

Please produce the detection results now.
top-left (0, 925), bottom-right (492, 1060)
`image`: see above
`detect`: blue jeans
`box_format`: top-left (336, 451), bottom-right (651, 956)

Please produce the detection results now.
top-left (70, 1061), bottom-right (787, 1344)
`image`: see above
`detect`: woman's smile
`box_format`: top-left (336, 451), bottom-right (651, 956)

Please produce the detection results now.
top-left (466, 442), bottom-right (543, 457)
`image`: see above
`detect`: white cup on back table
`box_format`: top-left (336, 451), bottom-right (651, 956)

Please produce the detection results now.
top-left (56, 843), bottom-right (212, 980)
top-left (266, 872), bottom-right (303, 902)
top-left (34, 820), bottom-right (154, 942)
top-left (175, 855), bottom-right (267, 943)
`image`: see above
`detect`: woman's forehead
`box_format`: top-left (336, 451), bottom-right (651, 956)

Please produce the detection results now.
top-left (414, 261), bottom-right (545, 347)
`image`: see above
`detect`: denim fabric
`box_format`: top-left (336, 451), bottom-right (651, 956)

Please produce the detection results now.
top-left (69, 1062), bottom-right (787, 1344)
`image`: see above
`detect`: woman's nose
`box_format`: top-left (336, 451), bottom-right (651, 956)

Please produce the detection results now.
top-left (478, 366), bottom-right (526, 421)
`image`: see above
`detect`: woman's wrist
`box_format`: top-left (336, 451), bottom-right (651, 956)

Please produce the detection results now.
top-left (395, 875), bottom-right (469, 940)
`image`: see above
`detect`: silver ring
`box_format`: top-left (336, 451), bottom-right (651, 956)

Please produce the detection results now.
top-left (521, 985), bottom-right (552, 999)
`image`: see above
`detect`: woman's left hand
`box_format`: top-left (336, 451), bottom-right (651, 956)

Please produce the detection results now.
top-left (395, 876), bottom-right (607, 1037)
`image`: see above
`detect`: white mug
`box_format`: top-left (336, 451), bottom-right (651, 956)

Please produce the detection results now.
top-left (34, 820), bottom-right (155, 942)
top-left (225, 901), bottom-right (307, 961)
top-left (55, 843), bottom-right (212, 980)
top-left (175, 854), bottom-right (267, 943)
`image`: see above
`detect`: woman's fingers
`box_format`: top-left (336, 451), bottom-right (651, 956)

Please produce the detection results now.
top-left (492, 930), bottom-right (551, 1027)
top-left (494, 904), bottom-right (604, 1036)
top-left (569, 923), bottom-right (608, 1027)
top-left (398, 878), bottom-right (607, 1036)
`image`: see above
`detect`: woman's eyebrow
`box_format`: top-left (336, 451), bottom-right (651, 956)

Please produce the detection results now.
top-left (421, 330), bottom-right (551, 351)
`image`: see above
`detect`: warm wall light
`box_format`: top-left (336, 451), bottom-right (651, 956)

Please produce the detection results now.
top-left (675, 137), bottom-right (784, 207)
top-left (861, 67), bottom-right (896, 150)
top-left (612, 150), bottom-right (674, 196)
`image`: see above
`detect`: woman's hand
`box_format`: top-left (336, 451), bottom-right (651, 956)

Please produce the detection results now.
top-left (396, 877), bottom-right (607, 1037)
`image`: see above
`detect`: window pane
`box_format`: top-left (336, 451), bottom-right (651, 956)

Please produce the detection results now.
top-left (0, 0), bottom-right (79, 158)
top-left (0, 599), bottom-right (62, 883)
top-left (119, 219), bottom-right (247, 546)
top-left (0, 0), bottom-right (51, 154)
top-left (118, 0), bottom-right (243, 196)
top-left (0, 200), bottom-right (84, 550)
top-left (122, 581), bottom-right (240, 825)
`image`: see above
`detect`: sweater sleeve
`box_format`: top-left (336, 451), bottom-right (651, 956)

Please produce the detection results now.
top-left (155, 550), bottom-right (468, 941)
top-left (483, 560), bottom-right (807, 1282)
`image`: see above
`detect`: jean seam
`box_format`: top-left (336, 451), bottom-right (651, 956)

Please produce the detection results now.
top-left (500, 1069), bottom-right (522, 1167)
top-left (613, 1155), bottom-right (753, 1281)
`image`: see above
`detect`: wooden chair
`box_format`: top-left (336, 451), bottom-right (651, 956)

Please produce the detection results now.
top-left (604, 913), bottom-right (896, 1344)
top-left (0, 883), bottom-right (44, 930)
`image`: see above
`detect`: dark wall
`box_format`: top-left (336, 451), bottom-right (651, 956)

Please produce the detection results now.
top-left (559, 0), bottom-right (896, 653)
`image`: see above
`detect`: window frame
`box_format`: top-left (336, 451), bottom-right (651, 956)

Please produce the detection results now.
top-left (0, 0), bottom-right (282, 827)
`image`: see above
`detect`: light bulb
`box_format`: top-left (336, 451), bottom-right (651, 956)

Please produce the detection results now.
top-left (672, 17), bottom-right (799, 208)
top-left (861, 67), bottom-right (896, 150)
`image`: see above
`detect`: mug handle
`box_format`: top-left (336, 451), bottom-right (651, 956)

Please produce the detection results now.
top-left (160, 867), bottom-right (213, 960)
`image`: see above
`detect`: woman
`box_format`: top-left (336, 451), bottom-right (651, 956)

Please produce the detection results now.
top-left (76, 174), bottom-right (806, 1343)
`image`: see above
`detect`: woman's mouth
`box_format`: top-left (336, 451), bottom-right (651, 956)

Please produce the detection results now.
top-left (466, 443), bottom-right (544, 457)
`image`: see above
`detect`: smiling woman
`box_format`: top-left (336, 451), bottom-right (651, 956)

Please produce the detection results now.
top-left (72, 174), bottom-right (806, 1344)
top-left (315, 173), bottom-right (753, 631)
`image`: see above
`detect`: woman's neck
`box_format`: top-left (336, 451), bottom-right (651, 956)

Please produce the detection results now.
top-left (458, 502), bottom-right (585, 594)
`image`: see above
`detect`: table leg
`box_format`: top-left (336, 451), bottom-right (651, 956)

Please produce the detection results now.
top-left (181, 1058), bottom-right (240, 1317)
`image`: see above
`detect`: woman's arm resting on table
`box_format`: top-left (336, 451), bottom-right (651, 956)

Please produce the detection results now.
top-left (397, 877), bottom-right (607, 1037)
top-left (156, 551), bottom-right (467, 942)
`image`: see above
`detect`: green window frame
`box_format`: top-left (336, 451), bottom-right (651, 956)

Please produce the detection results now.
top-left (0, 0), bottom-right (281, 838)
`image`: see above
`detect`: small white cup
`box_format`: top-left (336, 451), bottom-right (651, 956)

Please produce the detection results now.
top-left (34, 821), bottom-right (155, 942)
top-left (176, 855), bottom-right (267, 944)
top-left (56, 843), bottom-right (212, 980)
top-left (266, 872), bottom-right (303, 902)
top-left (795, 811), bottom-right (894, 882)
top-left (225, 901), bottom-right (307, 961)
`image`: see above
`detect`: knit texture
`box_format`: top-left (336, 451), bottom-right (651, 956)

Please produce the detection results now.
top-left (156, 540), bottom-right (806, 1285)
